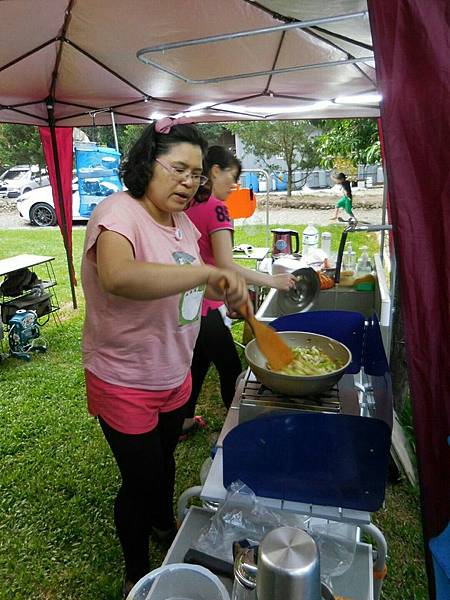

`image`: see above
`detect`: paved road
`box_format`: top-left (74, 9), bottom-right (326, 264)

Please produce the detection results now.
top-left (1, 185), bottom-right (383, 229)
top-left (0, 205), bottom-right (383, 230)
top-left (235, 206), bottom-right (382, 227)
top-left (0, 210), bottom-right (87, 230)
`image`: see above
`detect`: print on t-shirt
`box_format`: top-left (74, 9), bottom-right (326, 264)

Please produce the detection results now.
top-left (173, 251), bottom-right (204, 325)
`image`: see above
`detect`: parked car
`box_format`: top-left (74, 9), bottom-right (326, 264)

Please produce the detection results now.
top-left (16, 179), bottom-right (86, 227)
top-left (0, 165), bottom-right (49, 199)
top-left (16, 178), bottom-right (119, 226)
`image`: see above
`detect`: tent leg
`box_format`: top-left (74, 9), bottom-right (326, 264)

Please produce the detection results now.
top-left (45, 102), bottom-right (78, 309)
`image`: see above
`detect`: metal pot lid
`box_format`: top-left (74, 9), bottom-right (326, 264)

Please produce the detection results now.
top-left (276, 267), bottom-right (320, 315)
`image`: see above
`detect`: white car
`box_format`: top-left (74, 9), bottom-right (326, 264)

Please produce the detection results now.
top-left (16, 179), bottom-right (119, 227)
top-left (0, 165), bottom-right (49, 199)
top-left (16, 179), bottom-right (86, 227)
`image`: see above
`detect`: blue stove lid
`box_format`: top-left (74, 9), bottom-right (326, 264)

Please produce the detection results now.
top-left (223, 411), bottom-right (391, 512)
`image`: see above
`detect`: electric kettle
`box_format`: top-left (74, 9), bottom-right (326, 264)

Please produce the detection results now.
top-left (271, 229), bottom-right (300, 256)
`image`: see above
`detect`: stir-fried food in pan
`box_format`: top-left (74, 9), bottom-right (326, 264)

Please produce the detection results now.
top-left (270, 345), bottom-right (344, 376)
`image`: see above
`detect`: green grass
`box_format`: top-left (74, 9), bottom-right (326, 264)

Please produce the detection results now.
top-left (234, 222), bottom-right (381, 257)
top-left (0, 227), bottom-right (426, 599)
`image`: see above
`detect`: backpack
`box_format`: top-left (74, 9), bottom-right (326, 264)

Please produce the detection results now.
top-left (0, 268), bottom-right (39, 297)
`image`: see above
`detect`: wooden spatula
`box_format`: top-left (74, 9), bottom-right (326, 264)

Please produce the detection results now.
top-left (218, 277), bottom-right (294, 370)
top-left (239, 302), bottom-right (294, 371)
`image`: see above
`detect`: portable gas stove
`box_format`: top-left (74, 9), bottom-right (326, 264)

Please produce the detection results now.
top-left (212, 311), bottom-right (393, 513)
top-left (238, 369), bottom-right (364, 423)
top-left (178, 312), bottom-right (392, 600)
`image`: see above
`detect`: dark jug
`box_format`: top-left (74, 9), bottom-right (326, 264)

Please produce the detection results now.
top-left (271, 228), bottom-right (300, 256)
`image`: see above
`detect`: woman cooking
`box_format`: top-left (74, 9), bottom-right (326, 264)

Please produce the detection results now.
top-left (80, 121), bottom-right (249, 597)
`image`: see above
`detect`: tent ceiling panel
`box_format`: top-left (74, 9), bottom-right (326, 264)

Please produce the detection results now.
top-left (255, 0), bottom-right (372, 46)
top-left (0, 0), bottom-right (68, 65)
top-left (0, 0), bottom-right (379, 126)
top-left (303, 29), bottom-right (375, 62)
top-left (54, 44), bottom-right (149, 110)
top-left (68, 0), bottom-right (278, 52)
top-left (0, 46), bottom-right (57, 108)
top-left (267, 64), bottom-right (375, 98)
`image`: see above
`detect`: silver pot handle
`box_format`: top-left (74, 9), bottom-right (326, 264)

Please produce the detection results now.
top-left (321, 581), bottom-right (336, 600)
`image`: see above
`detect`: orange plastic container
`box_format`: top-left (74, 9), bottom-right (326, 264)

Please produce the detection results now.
top-left (224, 185), bottom-right (256, 219)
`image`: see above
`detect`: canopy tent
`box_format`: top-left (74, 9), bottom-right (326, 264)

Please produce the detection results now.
top-left (1, 0), bottom-right (379, 126)
top-left (1, 1), bottom-right (449, 597)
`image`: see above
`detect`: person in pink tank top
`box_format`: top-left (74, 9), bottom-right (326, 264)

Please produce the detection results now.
top-left (81, 123), bottom-right (249, 597)
top-left (183, 146), bottom-right (297, 436)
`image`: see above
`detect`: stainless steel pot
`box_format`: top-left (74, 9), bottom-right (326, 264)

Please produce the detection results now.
top-left (256, 527), bottom-right (336, 600)
top-left (232, 530), bottom-right (336, 600)
top-left (244, 331), bottom-right (351, 397)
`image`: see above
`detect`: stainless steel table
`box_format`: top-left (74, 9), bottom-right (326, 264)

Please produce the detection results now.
top-left (232, 246), bottom-right (270, 269)
top-left (0, 254), bottom-right (55, 276)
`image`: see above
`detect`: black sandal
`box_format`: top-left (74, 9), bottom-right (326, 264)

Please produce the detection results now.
top-left (178, 415), bottom-right (207, 442)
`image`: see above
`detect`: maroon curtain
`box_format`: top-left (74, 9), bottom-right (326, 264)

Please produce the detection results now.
top-left (368, 0), bottom-right (450, 593)
top-left (39, 126), bottom-right (77, 286)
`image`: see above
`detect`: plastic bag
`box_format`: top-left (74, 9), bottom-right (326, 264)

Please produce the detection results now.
top-left (307, 519), bottom-right (357, 582)
top-left (193, 480), bottom-right (306, 563)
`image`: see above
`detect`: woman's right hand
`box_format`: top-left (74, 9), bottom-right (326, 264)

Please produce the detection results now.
top-left (271, 272), bottom-right (298, 291)
top-left (207, 268), bottom-right (249, 312)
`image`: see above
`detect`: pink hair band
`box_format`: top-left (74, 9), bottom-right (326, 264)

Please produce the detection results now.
top-left (154, 116), bottom-right (194, 134)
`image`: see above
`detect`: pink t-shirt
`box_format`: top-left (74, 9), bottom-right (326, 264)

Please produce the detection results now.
top-left (81, 191), bottom-right (204, 391)
top-left (186, 196), bottom-right (233, 316)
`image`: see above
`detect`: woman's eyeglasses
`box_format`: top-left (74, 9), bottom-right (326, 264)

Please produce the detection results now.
top-left (155, 158), bottom-right (208, 186)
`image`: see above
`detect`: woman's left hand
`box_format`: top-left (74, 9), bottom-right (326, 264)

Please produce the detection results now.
top-left (271, 273), bottom-right (298, 291)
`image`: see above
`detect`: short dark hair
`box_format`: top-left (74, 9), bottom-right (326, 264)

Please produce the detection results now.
top-left (120, 123), bottom-right (208, 198)
top-left (194, 145), bottom-right (242, 203)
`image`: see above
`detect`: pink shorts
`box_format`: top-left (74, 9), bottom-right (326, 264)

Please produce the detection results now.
top-left (85, 369), bottom-right (192, 435)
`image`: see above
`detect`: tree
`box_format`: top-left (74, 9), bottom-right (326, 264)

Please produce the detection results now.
top-left (198, 124), bottom-right (237, 152)
top-left (313, 118), bottom-right (380, 171)
top-left (116, 125), bottom-right (146, 156)
top-left (0, 124), bottom-right (45, 171)
top-left (225, 121), bottom-right (319, 196)
top-left (80, 124), bottom-right (146, 156)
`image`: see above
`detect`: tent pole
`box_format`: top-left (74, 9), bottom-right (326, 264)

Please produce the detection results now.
top-left (380, 168), bottom-right (387, 262)
top-left (46, 100), bottom-right (78, 309)
top-left (260, 169), bottom-right (271, 248)
top-left (110, 110), bottom-right (119, 152)
top-left (139, 11), bottom-right (368, 53)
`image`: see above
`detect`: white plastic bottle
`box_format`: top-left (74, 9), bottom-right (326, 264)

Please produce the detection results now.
top-left (356, 245), bottom-right (372, 275)
top-left (302, 222), bottom-right (319, 257)
top-left (343, 242), bottom-right (356, 273)
top-left (320, 231), bottom-right (332, 256)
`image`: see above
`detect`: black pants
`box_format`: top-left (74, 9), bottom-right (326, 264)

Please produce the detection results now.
top-left (185, 308), bottom-right (242, 418)
top-left (99, 404), bottom-right (186, 583)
